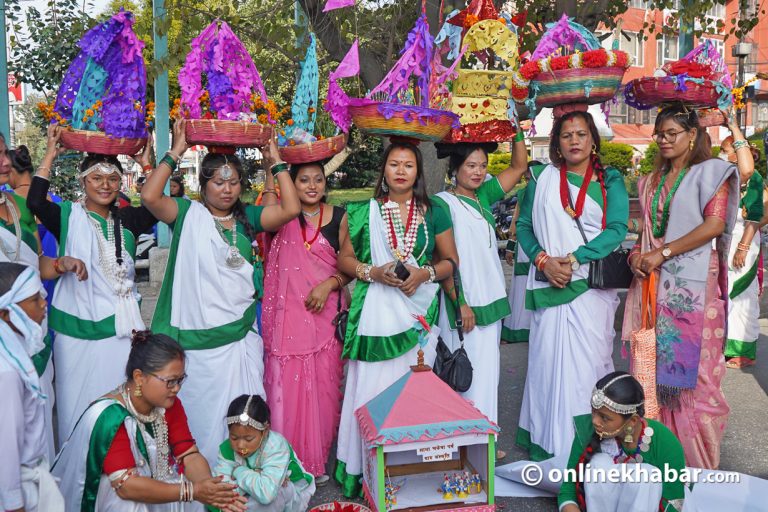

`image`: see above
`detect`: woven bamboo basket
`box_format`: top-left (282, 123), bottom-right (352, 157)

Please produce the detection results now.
top-left (60, 129), bottom-right (146, 156)
top-left (348, 101), bottom-right (457, 142)
top-left (278, 134), bottom-right (347, 164)
top-left (185, 119), bottom-right (273, 148)
top-left (625, 77), bottom-right (725, 110)
top-left (532, 66), bottom-right (626, 109)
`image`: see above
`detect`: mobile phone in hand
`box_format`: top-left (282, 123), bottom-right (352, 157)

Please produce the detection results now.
top-left (394, 260), bottom-right (411, 281)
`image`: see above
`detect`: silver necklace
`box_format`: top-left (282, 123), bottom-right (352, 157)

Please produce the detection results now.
top-left (454, 192), bottom-right (493, 248)
top-left (212, 213), bottom-right (234, 222)
top-left (0, 192), bottom-right (22, 262)
top-left (119, 383), bottom-right (172, 478)
top-left (302, 209), bottom-right (321, 218)
top-left (81, 201), bottom-right (132, 297)
top-left (214, 219), bottom-right (246, 269)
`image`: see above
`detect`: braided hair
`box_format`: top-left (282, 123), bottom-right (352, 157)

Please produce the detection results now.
top-left (199, 153), bottom-right (259, 243)
top-left (81, 153), bottom-right (125, 265)
top-left (575, 371), bottom-right (646, 509)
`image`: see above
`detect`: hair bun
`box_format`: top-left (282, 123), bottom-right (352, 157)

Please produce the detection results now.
top-left (131, 329), bottom-right (152, 347)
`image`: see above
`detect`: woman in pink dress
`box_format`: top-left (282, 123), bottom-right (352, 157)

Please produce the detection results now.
top-left (261, 161), bottom-right (349, 484)
top-left (623, 105), bottom-right (738, 469)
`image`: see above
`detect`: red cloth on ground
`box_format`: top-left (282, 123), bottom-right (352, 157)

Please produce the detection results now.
top-left (102, 398), bottom-right (196, 474)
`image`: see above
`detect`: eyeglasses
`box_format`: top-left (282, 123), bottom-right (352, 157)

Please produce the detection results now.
top-left (652, 130), bottom-right (687, 144)
top-left (148, 372), bottom-right (187, 389)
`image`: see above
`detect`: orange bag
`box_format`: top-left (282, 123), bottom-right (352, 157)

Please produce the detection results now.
top-left (630, 273), bottom-right (660, 419)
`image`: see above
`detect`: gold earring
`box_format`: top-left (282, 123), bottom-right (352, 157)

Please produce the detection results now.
top-left (556, 148), bottom-right (562, 158)
top-left (591, 144), bottom-right (597, 155)
top-left (689, 139), bottom-right (695, 151)
top-left (134, 384), bottom-right (142, 397)
top-left (623, 423), bottom-right (634, 444)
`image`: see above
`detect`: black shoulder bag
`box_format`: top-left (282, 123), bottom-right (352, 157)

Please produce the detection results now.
top-left (568, 182), bottom-right (633, 290)
top-left (332, 288), bottom-right (348, 343)
top-left (433, 259), bottom-right (473, 392)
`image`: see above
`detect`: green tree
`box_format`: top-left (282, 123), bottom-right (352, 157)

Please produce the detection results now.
top-left (599, 142), bottom-right (634, 175)
top-left (639, 142), bottom-right (659, 175)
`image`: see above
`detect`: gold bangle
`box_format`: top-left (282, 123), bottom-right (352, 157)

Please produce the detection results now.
top-left (262, 189), bottom-right (277, 195)
top-left (332, 273), bottom-right (344, 290)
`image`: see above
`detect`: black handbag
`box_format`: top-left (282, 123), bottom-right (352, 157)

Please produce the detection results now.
top-left (432, 259), bottom-right (473, 392)
top-left (568, 186), bottom-right (633, 290)
top-left (332, 289), bottom-right (348, 343)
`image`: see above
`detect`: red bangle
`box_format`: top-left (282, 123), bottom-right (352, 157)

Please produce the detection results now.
top-left (52, 258), bottom-right (65, 275)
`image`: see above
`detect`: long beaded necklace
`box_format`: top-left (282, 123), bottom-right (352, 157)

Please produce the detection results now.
top-left (82, 201), bottom-right (131, 297)
top-left (559, 162), bottom-right (594, 220)
top-left (118, 383), bottom-right (173, 478)
top-left (651, 167), bottom-right (688, 238)
top-left (301, 204), bottom-right (324, 251)
top-left (214, 218), bottom-right (246, 269)
top-left (0, 192), bottom-right (22, 262)
top-left (382, 198), bottom-right (429, 261)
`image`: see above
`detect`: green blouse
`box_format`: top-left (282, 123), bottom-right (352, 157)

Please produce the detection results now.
top-left (517, 164), bottom-right (629, 266)
top-left (740, 172), bottom-right (764, 222)
top-left (343, 199), bottom-right (451, 362)
top-left (431, 177), bottom-right (506, 229)
top-left (0, 193), bottom-right (39, 255)
top-left (558, 414), bottom-right (686, 512)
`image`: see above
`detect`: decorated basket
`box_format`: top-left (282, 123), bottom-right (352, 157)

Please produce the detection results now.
top-left (179, 21), bottom-right (273, 148)
top-left (436, 1), bottom-right (525, 143)
top-left (278, 134), bottom-right (347, 164)
top-left (49, 10), bottom-right (148, 154)
top-left (511, 15), bottom-right (629, 117)
top-left (697, 109), bottom-right (728, 128)
top-left (60, 129), bottom-right (146, 156)
top-left (308, 502), bottom-right (371, 512)
top-left (325, 14), bottom-right (459, 142)
top-left (185, 119), bottom-right (273, 148)
top-left (276, 34), bottom-right (347, 164)
top-left (349, 99), bottom-right (457, 142)
top-left (623, 76), bottom-right (729, 110)
top-left (624, 41), bottom-right (733, 111)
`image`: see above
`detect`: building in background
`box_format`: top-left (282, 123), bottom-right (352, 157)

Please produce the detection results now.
top-left (529, 0), bottom-right (766, 165)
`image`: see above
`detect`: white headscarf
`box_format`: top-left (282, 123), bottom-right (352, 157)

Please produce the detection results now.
top-left (0, 264), bottom-right (46, 400)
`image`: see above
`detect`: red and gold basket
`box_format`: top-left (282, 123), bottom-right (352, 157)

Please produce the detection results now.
top-left (278, 134), bottom-right (347, 164)
top-left (185, 119), bottom-right (273, 148)
top-left (60, 128), bottom-right (146, 156)
top-left (444, 119), bottom-right (518, 143)
top-left (348, 99), bottom-right (458, 142)
top-left (623, 77), bottom-right (730, 110)
top-left (533, 66), bottom-right (626, 109)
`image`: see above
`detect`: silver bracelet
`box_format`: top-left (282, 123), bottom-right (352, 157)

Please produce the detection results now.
top-left (424, 264), bottom-right (436, 283)
top-left (363, 264), bottom-right (373, 283)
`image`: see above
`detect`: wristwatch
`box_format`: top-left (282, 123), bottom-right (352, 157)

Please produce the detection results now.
top-left (567, 253), bottom-right (580, 271)
top-left (661, 245), bottom-right (672, 260)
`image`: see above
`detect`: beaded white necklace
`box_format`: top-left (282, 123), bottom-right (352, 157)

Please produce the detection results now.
top-left (119, 383), bottom-right (173, 478)
top-left (81, 201), bottom-right (133, 299)
top-left (381, 200), bottom-right (428, 261)
top-left (0, 192), bottom-right (22, 262)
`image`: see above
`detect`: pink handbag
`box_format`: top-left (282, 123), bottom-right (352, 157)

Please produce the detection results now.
top-left (630, 273), bottom-right (660, 419)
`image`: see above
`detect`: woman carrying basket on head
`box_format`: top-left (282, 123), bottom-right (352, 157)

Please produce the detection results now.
top-left (141, 119), bottom-right (301, 465)
top-left (516, 105), bottom-right (629, 461)
top-left (623, 104), bottom-right (738, 470)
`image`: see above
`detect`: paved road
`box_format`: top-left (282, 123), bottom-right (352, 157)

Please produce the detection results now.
top-left (137, 262), bottom-right (768, 510)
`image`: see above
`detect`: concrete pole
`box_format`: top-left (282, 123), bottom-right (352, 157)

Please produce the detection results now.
top-left (153, 0), bottom-right (171, 247)
top-left (0, 0), bottom-right (11, 140)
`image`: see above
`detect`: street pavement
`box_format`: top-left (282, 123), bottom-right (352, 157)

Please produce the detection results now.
top-left (137, 261), bottom-right (768, 511)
